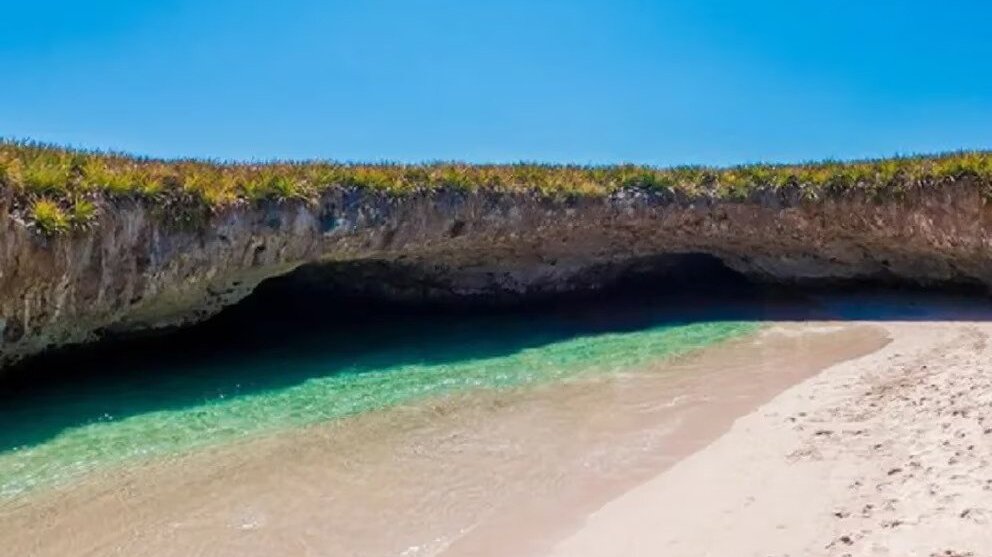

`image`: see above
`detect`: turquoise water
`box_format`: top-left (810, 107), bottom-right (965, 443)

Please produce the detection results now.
top-left (0, 301), bottom-right (760, 499)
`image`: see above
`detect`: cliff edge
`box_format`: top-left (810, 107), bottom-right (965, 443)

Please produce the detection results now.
top-left (2, 143), bottom-right (992, 368)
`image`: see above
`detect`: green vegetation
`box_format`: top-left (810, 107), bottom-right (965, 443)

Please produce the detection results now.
top-left (68, 199), bottom-right (98, 230)
top-left (29, 198), bottom-right (70, 235)
top-left (2, 139), bottom-right (992, 235)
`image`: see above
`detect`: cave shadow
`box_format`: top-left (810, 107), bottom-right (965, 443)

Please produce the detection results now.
top-left (1, 254), bottom-right (992, 455)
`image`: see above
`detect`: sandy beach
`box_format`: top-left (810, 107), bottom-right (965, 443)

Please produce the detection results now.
top-left (0, 319), bottom-right (887, 557)
top-left (549, 320), bottom-right (992, 557)
top-left (6, 314), bottom-right (992, 556)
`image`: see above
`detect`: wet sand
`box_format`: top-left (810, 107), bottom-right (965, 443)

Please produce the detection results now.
top-left (549, 320), bottom-right (992, 557)
top-left (0, 322), bottom-right (887, 557)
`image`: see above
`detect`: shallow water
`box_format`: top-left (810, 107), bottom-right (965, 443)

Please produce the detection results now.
top-left (0, 317), bottom-right (751, 498)
top-left (0, 292), bottom-right (892, 556)
top-left (0, 292), bottom-right (796, 499)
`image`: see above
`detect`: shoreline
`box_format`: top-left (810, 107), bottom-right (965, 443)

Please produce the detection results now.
top-left (0, 320), bottom-right (887, 557)
top-left (547, 320), bottom-right (992, 557)
top-left (0, 317), bottom-right (754, 503)
top-left (442, 322), bottom-right (889, 557)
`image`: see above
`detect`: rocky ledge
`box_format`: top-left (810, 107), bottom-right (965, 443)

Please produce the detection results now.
top-left (2, 180), bottom-right (990, 369)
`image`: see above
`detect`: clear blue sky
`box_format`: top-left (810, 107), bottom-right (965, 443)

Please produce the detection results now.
top-left (2, 0), bottom-right (991, 165)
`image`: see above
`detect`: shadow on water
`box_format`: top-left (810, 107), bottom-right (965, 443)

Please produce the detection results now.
top-left (2, 254), bottom-right (992, 455)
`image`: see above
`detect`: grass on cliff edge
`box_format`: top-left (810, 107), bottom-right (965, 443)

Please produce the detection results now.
top-left (2, 140), bottom-right (992, 236)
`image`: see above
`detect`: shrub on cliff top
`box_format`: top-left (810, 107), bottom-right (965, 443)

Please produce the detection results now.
top-left (30, 199), bottom-right (70, 235)
top-left (22, 154), bottom-right (72, 196)
top-left (3, 139), bottom-right (992, 236)
top-left (25, 196), bottom-right (98, 236)
top-left (69, 199), bottom-right (99, 230)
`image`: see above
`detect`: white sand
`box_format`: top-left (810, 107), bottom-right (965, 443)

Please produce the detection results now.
top-left (549, 321), bottom-right (992, 557)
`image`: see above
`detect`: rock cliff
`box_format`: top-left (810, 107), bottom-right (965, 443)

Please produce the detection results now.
top-left (2, 180), bottom-right (991, 369)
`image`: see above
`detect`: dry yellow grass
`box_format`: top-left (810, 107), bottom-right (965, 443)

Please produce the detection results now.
top-left (2, 140), bottom-right (991, 235)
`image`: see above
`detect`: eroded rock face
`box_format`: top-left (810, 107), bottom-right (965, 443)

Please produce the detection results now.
top-left (2, 182), bottom-right (991, 368)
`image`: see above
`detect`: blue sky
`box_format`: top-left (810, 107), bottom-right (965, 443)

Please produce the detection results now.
top-left (2, 0), bottom-right (991, 165)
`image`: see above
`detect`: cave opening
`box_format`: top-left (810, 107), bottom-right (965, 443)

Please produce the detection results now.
top-left (5, 251), bottom-right (992, 393)
top-left (0, 253), bottom-right (767, 388)
top-left (3, 252), bottom-right (992, 464)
